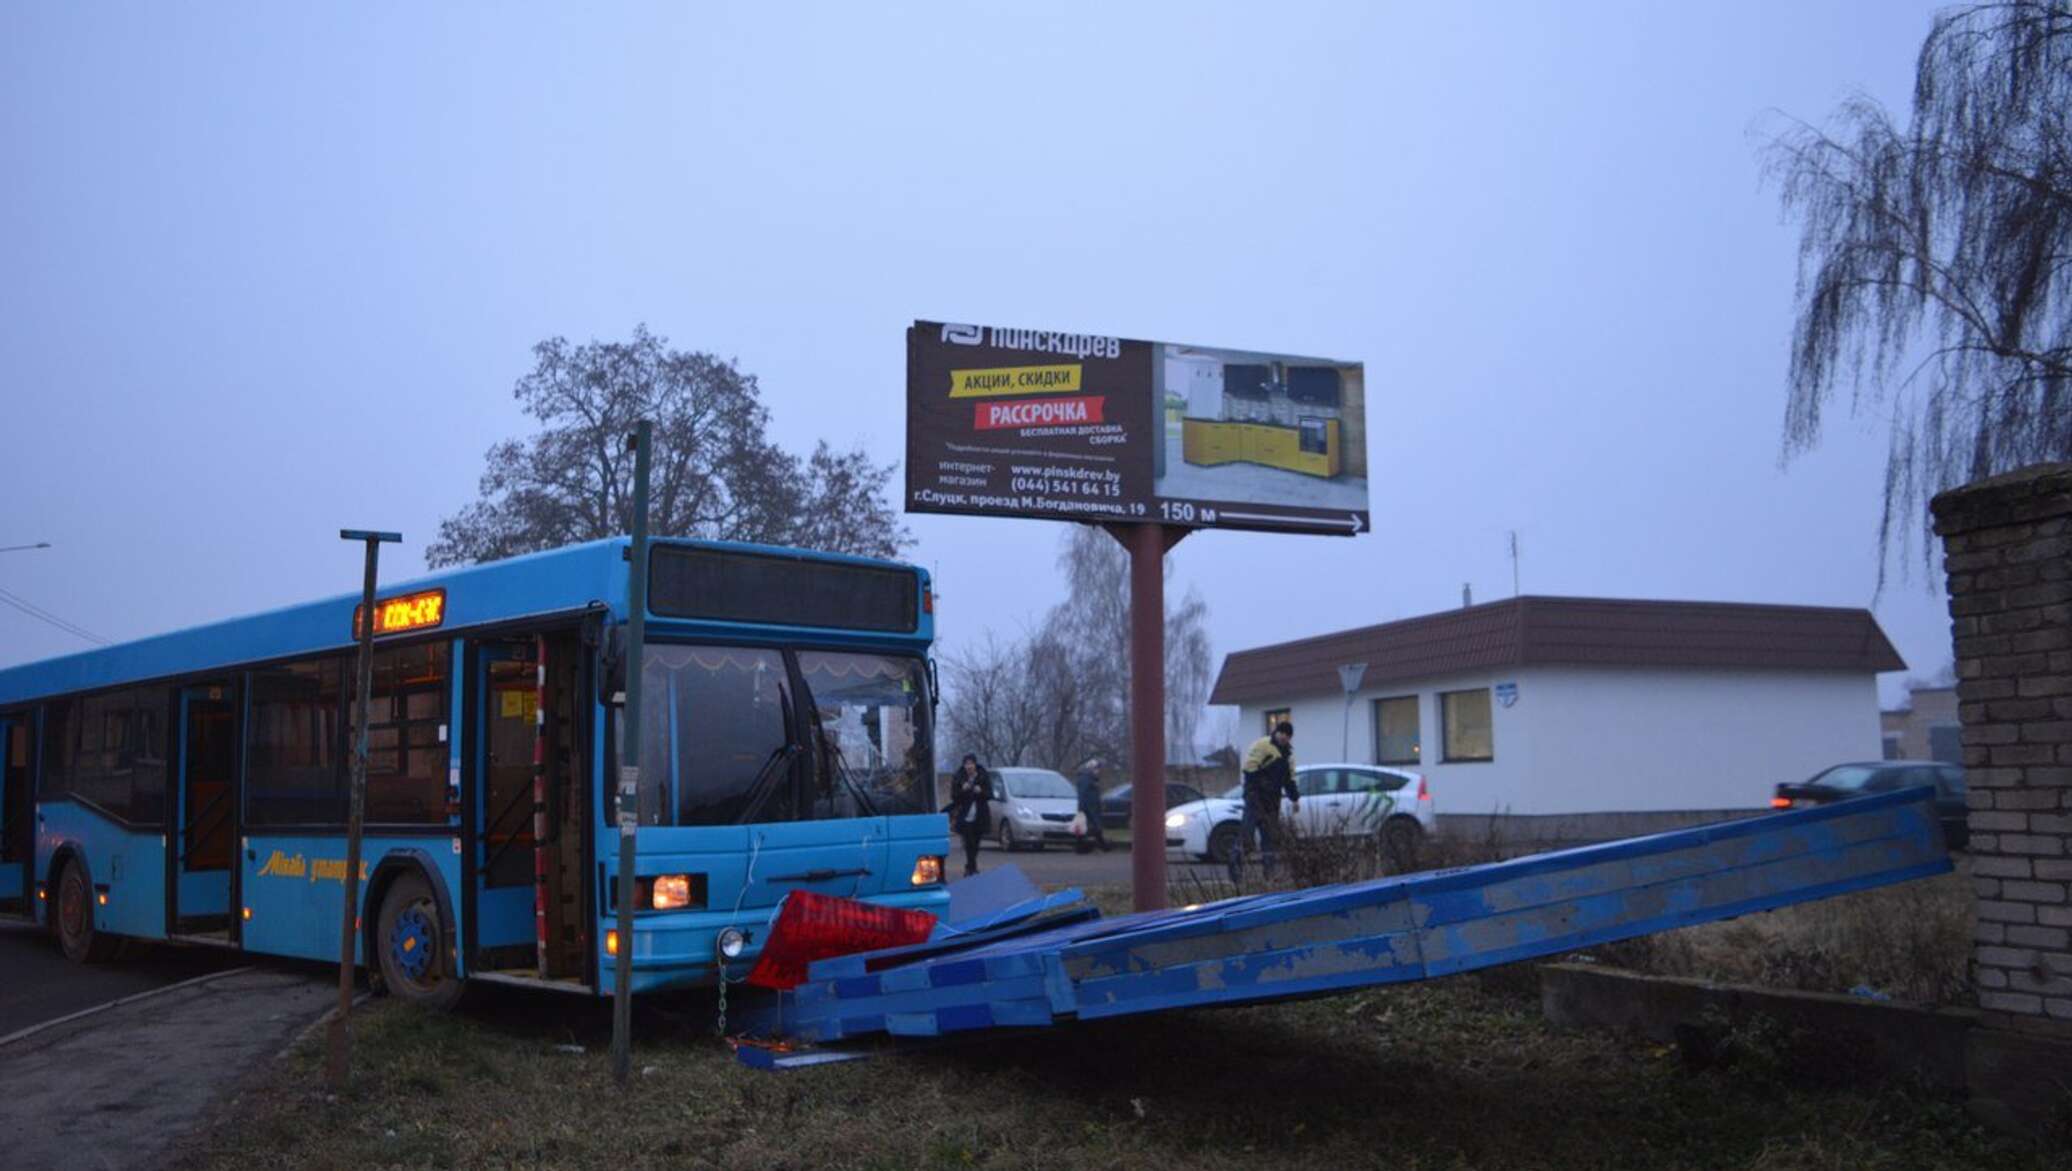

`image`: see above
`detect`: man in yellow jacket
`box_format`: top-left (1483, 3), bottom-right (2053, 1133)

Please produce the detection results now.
top-left (1231, 721), bottom-right (1299, 883)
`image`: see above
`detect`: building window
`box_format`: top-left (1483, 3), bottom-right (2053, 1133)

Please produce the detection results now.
top-left (1264, 708), bottom-right (1291, 736)
top-left (1440, 689), bottom-right (1494, 762)
top-left (1927, 724), bottom-right (1963, 764)
top-left (1882, 736), bottom-right (1905, 761)
top-left (1371, 696), bottom-right (1420, 765)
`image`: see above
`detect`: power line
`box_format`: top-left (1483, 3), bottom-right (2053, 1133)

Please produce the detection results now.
top-left (0, 584), bottom-right (108, 645)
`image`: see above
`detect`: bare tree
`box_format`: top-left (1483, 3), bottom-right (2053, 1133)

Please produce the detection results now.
top-left (936, 526), bottom-right (1215, 778)
top-left (939, 630), bottom-right (1047, 769)
top-left (1764, 2), bottom-right (2072, 584)
top-left (1165, 586), bottom-right (1213, 763)
top-left (428, 325), bottom-right (907, 567)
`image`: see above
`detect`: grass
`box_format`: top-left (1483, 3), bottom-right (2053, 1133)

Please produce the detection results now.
top-left (1591, 863), bottom-right (1977, 1006)
top-left (177, 880), bottom-right (2061, 1171)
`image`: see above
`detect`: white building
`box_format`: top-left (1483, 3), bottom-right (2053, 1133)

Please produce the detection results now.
top-left (1209, 596), bottom-right (1904, 843)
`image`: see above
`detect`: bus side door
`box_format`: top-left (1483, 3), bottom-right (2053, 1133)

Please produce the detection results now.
top-left (0, 715), bottom-right (28, 907)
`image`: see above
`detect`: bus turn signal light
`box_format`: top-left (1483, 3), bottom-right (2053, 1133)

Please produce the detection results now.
top-left (606, 929), bottom-right (619, 957)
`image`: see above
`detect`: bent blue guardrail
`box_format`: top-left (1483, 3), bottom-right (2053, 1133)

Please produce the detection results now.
top-left (736, 786), bottom-right (1950, 1058)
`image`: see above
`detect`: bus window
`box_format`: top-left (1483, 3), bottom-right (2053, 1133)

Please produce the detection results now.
top-left (796, 651), bottom-right (933, 818)
top-left (50, 688), bottom-right (167, 825)
top-left (358, 641), bottom-right (449, 824)
top-left (635, 646), bottom-right (793, 826)
top-left (247, 658), bottom-right (346, 826)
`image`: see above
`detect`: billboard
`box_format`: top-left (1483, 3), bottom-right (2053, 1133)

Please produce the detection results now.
top-left (905, 321), bottom-right (1367, 535)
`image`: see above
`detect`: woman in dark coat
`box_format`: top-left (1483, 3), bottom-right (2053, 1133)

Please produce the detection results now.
top-left (947, 754), bottom-right (995, 877)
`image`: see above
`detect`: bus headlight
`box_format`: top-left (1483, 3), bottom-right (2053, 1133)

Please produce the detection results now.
top-left (911, 855), bottom-right (944, 886)
top-left (651, 874), bottom-right (692, 910)
top-left (716, 927), bottom-right (747, 959)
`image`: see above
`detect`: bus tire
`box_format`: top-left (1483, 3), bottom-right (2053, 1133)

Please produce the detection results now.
top-left (55, 857), bottom-right (120, 964)
top-left (375, 871), bottom-right (463, 1010)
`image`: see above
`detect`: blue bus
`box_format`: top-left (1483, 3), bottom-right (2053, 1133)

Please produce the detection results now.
top-left (0, 538), bottom-right (949, 1005)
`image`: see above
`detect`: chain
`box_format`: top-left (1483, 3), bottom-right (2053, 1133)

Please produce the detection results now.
top-left (714, 967), bottom-right (728, 1038)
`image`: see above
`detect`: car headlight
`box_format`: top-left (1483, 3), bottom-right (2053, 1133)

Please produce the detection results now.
top-left (716, 927), bottom-right (747, 959)
top-left (1165, 812), bottom-right (1190, 829)
top-left (651, 874), bottom-right (693, 910)
top-left (911, 855), bottom-right (944, 886)
top-left (1015, 805), bottom-right (1035, 819)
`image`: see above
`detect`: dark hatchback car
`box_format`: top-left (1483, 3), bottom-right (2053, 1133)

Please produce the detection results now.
top-left (1100, 782), bottom-right (1207, 831)
top-left (1772, 761), bottom-right (1968, 849)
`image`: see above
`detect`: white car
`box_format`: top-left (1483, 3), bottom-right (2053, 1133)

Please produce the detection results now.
top-left (987, 766), bottom-right (1084, 851)
top-left (1163, 763), bottom-right (1435, 865)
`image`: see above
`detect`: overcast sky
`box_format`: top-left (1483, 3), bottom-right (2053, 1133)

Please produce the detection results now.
top-left (1, 1), bottom-right (1957, 720)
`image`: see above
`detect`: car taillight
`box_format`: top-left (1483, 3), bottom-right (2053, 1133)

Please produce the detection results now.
top-left (1771, 795), bottom-right (1792, 809)
top-left (1416, 775), bottom-right (1429, 802)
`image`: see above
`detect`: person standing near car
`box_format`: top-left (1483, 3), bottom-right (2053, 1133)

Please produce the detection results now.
top-left (947, 754), bottom-right (994, 877)
top-left (1074, 757), bottom-right (1112, 854)
top-left (1231, 721), bottom-right (1299, 883)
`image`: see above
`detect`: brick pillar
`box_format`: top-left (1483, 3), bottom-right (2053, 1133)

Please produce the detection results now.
top-left (1930, 460), bottom-right (2072, 1133)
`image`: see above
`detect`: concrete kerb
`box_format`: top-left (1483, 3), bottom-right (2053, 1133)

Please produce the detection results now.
top-left (280, 990), bottom-right (375, 1062)
top-left (0, 965), bottom-right (256, 1050)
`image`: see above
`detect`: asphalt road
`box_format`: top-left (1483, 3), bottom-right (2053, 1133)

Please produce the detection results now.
top-left (0, 919), bottom-right (246, 1036)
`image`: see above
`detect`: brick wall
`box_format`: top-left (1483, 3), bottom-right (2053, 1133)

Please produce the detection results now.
top-left (1930, 461), bottom-right (2072, 1038)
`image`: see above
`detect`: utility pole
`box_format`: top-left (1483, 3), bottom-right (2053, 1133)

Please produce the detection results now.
top-left (328, 528), bottom-right (399, 1091)
top-left (610, 421), bottom-right (653, 1083)
top-left (1509, 530), bottom-right (1520, 596)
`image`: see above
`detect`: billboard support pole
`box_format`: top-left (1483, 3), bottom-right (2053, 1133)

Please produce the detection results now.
top-left (1110, 521), bottom-right (1187, 913)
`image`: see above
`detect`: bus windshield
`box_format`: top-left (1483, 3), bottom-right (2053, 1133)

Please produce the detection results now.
top-left (632, 644), bottom-right (933, 825)
top-left (797, 650), bottom-right (933, 818)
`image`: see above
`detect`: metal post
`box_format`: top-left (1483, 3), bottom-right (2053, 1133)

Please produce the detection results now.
top-left (610, 421), bottom-right (653, 1084)
top-left (328, 528), bottom-right (399, 1091)
top-left (1127, 523), bottom-right (1170, 913)
top-left (1338, 663), bottom-right (1367, 760)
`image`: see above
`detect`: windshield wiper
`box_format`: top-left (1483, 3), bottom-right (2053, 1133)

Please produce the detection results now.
top-left (736, 742), bottom-right (803, 825)
top-left (818, 732), bottom-right (880, 817)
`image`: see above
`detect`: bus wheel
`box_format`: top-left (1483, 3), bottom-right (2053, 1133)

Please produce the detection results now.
top-left (55, 858), bottom-right (120, 964)
top-left (376, 872), bottom-right (463, 1010)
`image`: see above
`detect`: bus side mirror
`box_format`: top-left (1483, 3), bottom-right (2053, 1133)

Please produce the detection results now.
top-left (927, 657), bottom-right (940, 711)
top-left (598, 625), bottom-right (627, 707)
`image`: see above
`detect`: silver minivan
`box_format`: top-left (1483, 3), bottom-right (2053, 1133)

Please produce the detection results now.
top-left (988, 766), bottom-right (1081, 851)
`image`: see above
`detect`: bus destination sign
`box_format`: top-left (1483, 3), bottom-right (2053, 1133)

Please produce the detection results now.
top-left (352, 588), bottom-right (447, 638)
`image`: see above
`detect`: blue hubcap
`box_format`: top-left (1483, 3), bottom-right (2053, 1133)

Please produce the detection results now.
top-left (391, 907), bottom-right (435, 983)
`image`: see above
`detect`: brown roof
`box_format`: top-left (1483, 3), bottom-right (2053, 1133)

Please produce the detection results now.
top-left (1209, 596), bottom-right (1906, 705)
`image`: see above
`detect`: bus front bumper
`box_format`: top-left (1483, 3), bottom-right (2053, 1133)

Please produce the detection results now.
top-left (601, 886), bottom-right (952, 995)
